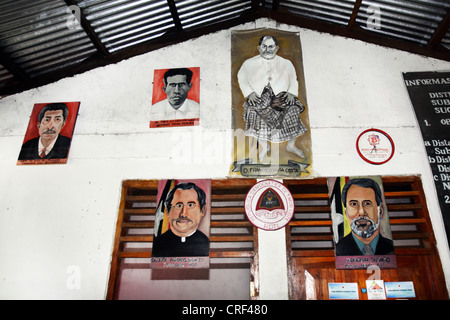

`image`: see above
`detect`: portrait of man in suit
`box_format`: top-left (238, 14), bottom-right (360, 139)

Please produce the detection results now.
top-left (335, 178), bottom-right (395, 257)
top-left (17, 102), bottom-right (79, 165)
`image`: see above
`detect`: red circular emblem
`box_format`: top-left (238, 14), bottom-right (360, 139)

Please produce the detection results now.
top-left (356, 128), bottom-right (395, 165)
top-left (245, 180), bottom-right (295, 231)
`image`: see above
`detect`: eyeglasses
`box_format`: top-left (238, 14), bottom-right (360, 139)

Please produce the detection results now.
top-left (171, 202), bottom-right (198, 211)
top-left (348, 200), bottom-right (374, 209)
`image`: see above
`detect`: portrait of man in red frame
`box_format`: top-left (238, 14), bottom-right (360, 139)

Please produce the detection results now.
top-left (17, 101), bottom-right (80, 165)
top-left (150, 67), bottom-right (200, 128)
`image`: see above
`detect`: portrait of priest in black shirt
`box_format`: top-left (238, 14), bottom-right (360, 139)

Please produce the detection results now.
top-left (152, 182), bottom-right (209, 257)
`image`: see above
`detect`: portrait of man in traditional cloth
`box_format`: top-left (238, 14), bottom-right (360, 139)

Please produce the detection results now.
top-left (237, 35), bottom-right (307, 161)
top-left (230, 29), bottom-right (312, 178)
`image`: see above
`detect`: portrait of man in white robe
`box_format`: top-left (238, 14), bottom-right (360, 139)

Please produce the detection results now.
top-left (231, 29), bottom-right (312, 178)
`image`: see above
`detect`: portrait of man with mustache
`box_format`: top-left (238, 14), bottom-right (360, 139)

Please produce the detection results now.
top-left (150, 67), bottom-right (200, 127)
top-left (335, 178), bottom-right (395, 256)
top-left (151, 182), bottom-right (209, 258)
top-left (18, 103), bottom-right (73, 162)
top-left (237, 35), bottom-right (307, 161)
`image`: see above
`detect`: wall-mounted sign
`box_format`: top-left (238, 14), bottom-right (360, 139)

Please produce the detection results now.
top-left (17, 102), bottom-right (80, 165)
top-left (356, 128), bottom-right (395, 165)
top-left (328, 176), bottom-right (397, 269)
top-left (244, 180), bottom-right (294, 231)
top-left (403, 71), bottom-right (450, 248)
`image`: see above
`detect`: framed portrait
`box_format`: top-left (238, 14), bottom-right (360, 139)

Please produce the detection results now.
top-left (17, 102), bottom-right (80, 165)
top-left (150, 67), bottom-right (200, 128)
top-left (151, 179), bottom-right (211, 269)
top-left (230, 28), bottom-right (312, 178)
top-left (328, 176), bottom-right (397, 269)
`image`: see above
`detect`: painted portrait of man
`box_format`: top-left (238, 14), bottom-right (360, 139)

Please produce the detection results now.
top-left (329, 176), bottom-right (397, 269)
top-left (150, 67), bottom-right (200, 128)
top-left (151, 179), bottom-right (211, 269)
top-left (230, 28), bottom-right (312, 179)
top-left (17, 102), bottom-right (80, 165)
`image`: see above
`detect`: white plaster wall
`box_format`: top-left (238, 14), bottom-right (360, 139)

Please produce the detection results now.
top-left (0, 18), bottom-right (449, 299)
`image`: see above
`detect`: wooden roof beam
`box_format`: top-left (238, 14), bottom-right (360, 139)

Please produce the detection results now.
top-left (0, 48), bottom-right (29, 83)
top-left (167, 0), bottom-right (183, 32)
top-left (348, 0), bottom-right (362, 28)
top-left (427, 10), bottom-right (450, 48)
top-left (63, 0), bottom-right (109, 56)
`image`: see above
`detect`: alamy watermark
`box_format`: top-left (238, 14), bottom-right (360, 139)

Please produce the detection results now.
top-left (66, 265), bottom-right (81, 290)
top-left (367, 264), bottom-right (381, 280)
top-left (169, 126), bottom-right (283, 172)
top-left (66, 5), bottom-right (82, 30)
top-left (366, 5), bottom-right (382, 30)
top-left (65, 4), bottom-right (382, 31)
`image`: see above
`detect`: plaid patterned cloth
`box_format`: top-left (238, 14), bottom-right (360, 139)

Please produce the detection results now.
top-left (243, 84), bottom-right (307, 142)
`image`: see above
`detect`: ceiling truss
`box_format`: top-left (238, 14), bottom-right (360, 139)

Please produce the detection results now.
top-left (0, 0), bottom-right (449, 97)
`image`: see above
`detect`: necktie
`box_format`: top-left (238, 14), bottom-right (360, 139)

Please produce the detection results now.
top-left (40, 148), bottom-right (47, 158)
top-left (363, 244), bottom-right (373, 255)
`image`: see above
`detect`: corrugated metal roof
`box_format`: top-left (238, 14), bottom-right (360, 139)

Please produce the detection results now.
top-left (356, 0), bottom-right (450, 45)
top-left (0, 0), bottom-right (97, 79)
top-left (81, 0), bottom-right (174, 52)
top-left (269, 0), bottom-right (450, 45)
top-left (0, 0), bottom-right (448, 96)
top-left (177, 0), bottom-right (253, 29)
top-left (0, 65), bottom-right (14, 85)
top-left (444, 28), bottom-right (450, 49)
top-left (270, 0), bottom-right (356, 25)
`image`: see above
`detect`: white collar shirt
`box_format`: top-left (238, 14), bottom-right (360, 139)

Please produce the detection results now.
top-left (151, 98), bottom-right (200, 121)
top-left (38, 136), bottom-right (58, 156)
top-left (237, 54), bottom-right (299, 98)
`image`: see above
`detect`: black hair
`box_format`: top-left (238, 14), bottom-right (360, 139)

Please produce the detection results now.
top-left (341, 178), bottom-right (382, 207)
top-left (258, 35), bottom-right (278, 46)
top-left (38, 103), bottom-right (69, 123)
top-left (165, 182), bottom-right (206, 211)
top-left (163, 68), bottom-right (193, 85)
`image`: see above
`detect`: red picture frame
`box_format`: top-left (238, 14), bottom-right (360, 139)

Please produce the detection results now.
top-left (17, 102), bottom-right (80, 165)
top-left (150, 67), bottom-right (200, 128)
